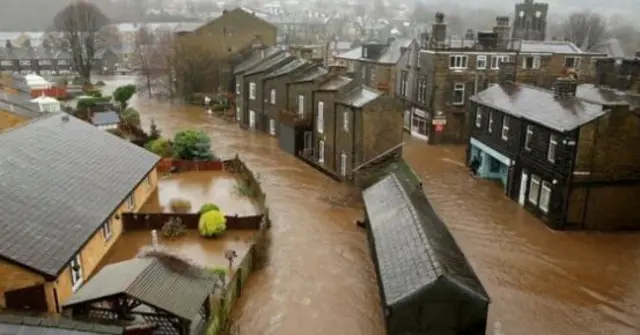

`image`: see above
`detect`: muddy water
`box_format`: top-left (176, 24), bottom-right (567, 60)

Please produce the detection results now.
top-left (97, 76), bottom-right (640, 335)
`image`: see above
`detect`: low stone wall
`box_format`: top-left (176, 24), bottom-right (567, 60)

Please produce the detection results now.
top-left (121, 213), bottom-right (263, 231)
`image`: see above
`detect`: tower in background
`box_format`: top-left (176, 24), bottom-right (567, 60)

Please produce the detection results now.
top-left (511, 0), bottom-right (548, 41)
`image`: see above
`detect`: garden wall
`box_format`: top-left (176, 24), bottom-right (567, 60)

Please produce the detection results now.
top-left (121, 213), bottom-right (262, 231)
top-left (156, 158), bottom-right (224, 173)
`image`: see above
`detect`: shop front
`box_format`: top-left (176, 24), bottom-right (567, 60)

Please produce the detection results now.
top-left (410, 107), bottom-right (429, 141)
top-left (469, 137), bottom-right (513, 193)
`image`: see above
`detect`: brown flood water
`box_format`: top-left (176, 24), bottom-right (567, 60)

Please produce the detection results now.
top-left (99, 76), bottom-right (640, 335)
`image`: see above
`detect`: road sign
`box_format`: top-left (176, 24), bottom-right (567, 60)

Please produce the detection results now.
top-left (435, 124), bottom-right (445, 132)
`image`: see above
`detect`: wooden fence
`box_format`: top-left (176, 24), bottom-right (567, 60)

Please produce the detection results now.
top-left (121, 212), bottom-right (263, 231)
top-left (156, 158), bottom-right (224, 173)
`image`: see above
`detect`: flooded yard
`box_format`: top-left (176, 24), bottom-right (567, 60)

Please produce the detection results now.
top-left (103, 230), bottom-right (255, 272)
top-left (141, 171), bottom-right (261, 216)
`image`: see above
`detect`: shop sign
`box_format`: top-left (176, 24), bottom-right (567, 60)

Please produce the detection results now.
top-left (432, 118), bottom-right (447, 125)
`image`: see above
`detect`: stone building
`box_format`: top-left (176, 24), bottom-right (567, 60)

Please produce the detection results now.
top-left (511, 0), bottom-right (548, 41)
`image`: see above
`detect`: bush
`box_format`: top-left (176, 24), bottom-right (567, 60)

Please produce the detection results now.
top-left (169, 198), bottom-right (192, 213)
top-left (122, 107), bottom-right (141, 127)
top-left (173, 129), bottom-right (215, 160)
top-left (161, 217), bottom-right (186, 239)
top-left (199, 203), bottom-right (220, 214)
top-left (88, 90), bottom-right (102, 97)
top-left (209, 266), bottom-right (227, 277)
top-left (198, 210), bottom-right (226, 237)
top-left (147, 138), bottom-right (173, 158)
top-left (113, 84), bottom-right (136, 109)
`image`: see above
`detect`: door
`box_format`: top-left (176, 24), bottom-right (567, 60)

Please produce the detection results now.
top-left (303, 131), bottom-right (312, 150)
top-left (340, 152), bottom-right (347, 176)
top-left (249, 110), bottom-right (256, 129)
top-left (269, 118), bottom-right (276, 135)
top-left (518, 171), bottom-right (528, 205)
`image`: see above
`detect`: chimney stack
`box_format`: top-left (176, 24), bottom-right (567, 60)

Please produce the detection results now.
top-left (553, 77), bottom-right (578, 98)
top-left (328, 64), bottom-right (347, 75)
top-left (432, 13), bottom-right (447, 47)
top-left (493, 16), bottom-right (510, 48)
top-left (464, 29), bottom-right (474, 40)
top-left (595, 58), bottom-right (616, 87)
top-left (498, 61), bottom-right (517, 84)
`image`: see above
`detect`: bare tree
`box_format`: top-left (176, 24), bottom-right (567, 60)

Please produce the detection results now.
top-left (134, 27), bottom-right (177, 99)
top-left (52, 2), bottom-right (110, 82)
top-left (171, 33), bottom-right (225, 98)
top-left (562, 11), bottom-right (606, 50)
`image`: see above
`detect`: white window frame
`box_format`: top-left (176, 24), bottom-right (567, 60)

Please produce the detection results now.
top-left (340, 152), bottom-right (347, 176)
top-left (270, 88), bottom-right (276, 104)
top-left (475, 106), bottom-right (482, 128)
top-left (298, 95), bottom-right (304, 116)
top-left (0, 60), bottom-right (12, 66)
top-left (488, 111), bottom-right (493, 133)
top-left (449, 55), bottom-right (468, 69)
top-left (236, 106), bottom-right (241, 120)
top-left (491, 55), bottom-right (509, 69)
top-left (249, 110), bottom-right (256, 128)
top-left (70, 254), bottom-right (84, 291)
top-left (318, 140), bottom-right (325, 163)
top-left (565, 57), bottom-right (581, 69)
top-left (452, 83), bottom-right (465, 105)
top-left (249, 82), bottom-right (256, 100)
top-left (501, 116), bottom-right (509, 141)
top-left (126, 194), bottom-right (135, 209)
top-left (343, 110), bottom-right (349, 132)
top-left (19, 60), bottom-right (31, 66)
top-left (522, 56), bottom-right (541, 69)
top-left (269, 118), bottom-right (276, 135)
top-left (102, 220), bottom-right (112, 240)
top-left (235, 83), bottom-right (240, 94)
top-left (317, 101), bottom-right (324, 134)
top-left (539, 181), bottom-right (552, 213)
top-left (476, 55), bottom-right (487, 70)
top-left (548, 134), bottom-right (558, 163)
top-left (528, 175), bottom-right (541, 205)
top-left (524, 125), bottom-right (533, 150)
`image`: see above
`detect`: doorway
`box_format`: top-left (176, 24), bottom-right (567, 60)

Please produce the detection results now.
top-left (249, 110), bottom-right (256, 129)
top-left (303, 131), bottom-right (312, 151)
top-left (518, 170), bottom-right (528, 205)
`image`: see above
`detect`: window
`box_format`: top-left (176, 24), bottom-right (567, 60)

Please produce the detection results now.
top-left (343, 110), bottom-right (349, 131)
top-left (102, 220), bottom-right (112, 240)
top-left (361, 64), bottom-right (367, 79)
top-left (528, 175), bottom-right (541, 205)
top-left (236, 106), bottom-right (241, 120)
top-left (525, 125), bottom-right (533, 150)
top-left (236, 83), bottom-right (240, 94)
top-left (19, 60), bottom-right (31, 66)
top-left (70, 254), bottom-right (83, 291)
top-left (501, 116), bottom-right (509, 140)
top-left (522, 56), bottom-right (541, 69)
top-left (488, 111), bottom-right (494, 133)
top-left (565, 57), bottom-right (581, 69)
top-left (317, 101), bottom-right (324, 133)
top-left (370, 65), bottom-right (376, 83)
top-left (490, 158), bottom-right (501, 172)
top-left (476, 55), bottom-right (487, 69)
top-left (539, 181), bottom-right (552, 213)
top-left (452, 83), bottom-right (465, 105)
top-left (399, 71), bottom-right (408, 96)
top-left (475, 106), bottom-right (483, 127)
top-left (0, 60), bottom-right (11, 66)
top-left (269, 118), bottom-right (276, 135)
top-left (39, 59), bottom-right (51, 65)
top-left (270, 88), bottom-right (276, 104)
top-left (491, 55), bottom-right (510, 69)
top-left (363, 48), bottom-right (368, 58)
top-left (547, 134), bottom-right (557, 162)
top-left (249, 82), bottom-right (256, 100)
top-left (449, 55), bottom-right (468, 69)
top-left (340, 152), bottom-right (347, 176)
top-left (318, 140), bottom-right (325, 163)
top-left (298, 95), bottom-right (304, 115)
top-left (417, 78), bottom-right (427, 103)
top-left (126, 194), bottom-right (135, 209)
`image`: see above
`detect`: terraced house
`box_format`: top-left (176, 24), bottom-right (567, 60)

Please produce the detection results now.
top-left (0, 114), bottom-right (160, 312)
top-left (0, 43), bottom-right (73, 74)
top-left (468, 67), bottom-right (640, 230)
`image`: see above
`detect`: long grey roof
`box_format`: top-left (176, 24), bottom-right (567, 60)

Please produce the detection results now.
top-left (244, 52), bottom-right (293, 76)
top-left (264, 58), bottom-right (308, 79)
top-left (0, 314), bottom-right (123, 335)
top-left (64, 257), bottom-right (218, 321)
top-left (293, 66), bottom-right (328, 82)
top-left (363, 173), bottom-right (489, 307)
top-left (335, 38), bottom-right (413, 64)
top-left (0, 114), bottom-right (160, 277)
top-left (233, 46), bottom-right (282, 74)
top-left (318, 75), bottom-right (351, 91)
top-left (338, 86), bottom-right (380, 107)
top-left (519, 40), bottom-right (583, 54)
top-left (471, 83), bottom-right (606, 132)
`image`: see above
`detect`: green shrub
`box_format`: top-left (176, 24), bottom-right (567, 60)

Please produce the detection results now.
top-left (169, 198), bottom-right (192, 213)
top-left (199, 203), bottom-right (220, 214)
top-left (122, 107), bottom-right (141, 127)
top-left (161, 217), bottom-right (186, 239)
top-left (173, 129), bottom-right (215, 160)
top-left (199, 210), bottom-right (226, 237)
top-left (147, 138), bottom-right (173, 158)
top-left (209, 266), bottom-right (227, 277)
top-left (88, 90), bottom-right (102, 97)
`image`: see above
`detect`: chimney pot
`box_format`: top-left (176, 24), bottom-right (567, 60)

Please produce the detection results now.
top-left (435, 12), bottom-right (445, 23)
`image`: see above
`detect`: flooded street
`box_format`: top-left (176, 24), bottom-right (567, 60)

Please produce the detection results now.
top-left (99, 76), bottom-right (640, 334)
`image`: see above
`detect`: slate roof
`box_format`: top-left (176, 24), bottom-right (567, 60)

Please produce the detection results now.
top-left (90, 111), bottom-right (120, 126)
top-left (64, 257), bottom-right (218, 321)
top-left (576, 84), bottom-right (635, 106)
top-left (232, 46), bottom-right (282, 74)
top-left (0, 314), bottom-right (123, 335)
top-left (588, 38), bottom-right (628, 59)
top-left (263, 58), bottom-right (308, 79)
top-left (244, 53), bottom-right (293, 76)
top-left (0, 91), bottom-right (42, 119)
top-left (0, 114), bottom-right (160, 277)
top-left (362, 173), bottom-right (489, 307)
top-left (338, 86), bottom-right (381, 107)
top-left (335, 38), bottom-right (413, 64)
top-left (471, 83), bottom-right (606, 132)
top-left (318, 76), bottom-right (351, 91)
top-left (293, 66), bottom-right (328, 82)
top-left (519, 40), bottom-right (584, 54)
